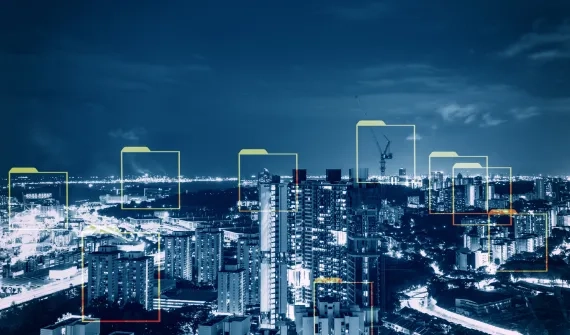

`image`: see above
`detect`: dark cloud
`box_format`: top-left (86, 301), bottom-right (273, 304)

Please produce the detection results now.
top-left (1, 1), bottom-right (569, 175)
top-left (500, 21), bottom-right (570, 61)
top-left (108, 127), bottom-right (147, 141)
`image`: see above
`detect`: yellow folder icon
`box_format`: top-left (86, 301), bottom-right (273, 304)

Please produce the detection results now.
top-left (237, 149), bottom-right (298, 213)
top-left (120, 147), bottom-right (181, 210)
top-left (428, 151), bottom-right (488, 214)
top-left (8, 167), bottom-right (69, 231)
top-left (451, 165), bottom-right (514, 226)
top-left (355, 120), bottom-right (417, 184)
top-left (485, 212), bottom-right (549, 273)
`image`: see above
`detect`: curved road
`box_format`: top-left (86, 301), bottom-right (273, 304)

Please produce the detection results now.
top-left (403, 286), bottom-right (522, 335)
top-left (0, 269), bottom-right (86, 311)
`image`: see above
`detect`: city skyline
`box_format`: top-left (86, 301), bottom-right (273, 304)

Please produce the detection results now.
top-left (1, 2), bottom-right (570, 333)
top-left (2, 1), bottom-right (570, 176)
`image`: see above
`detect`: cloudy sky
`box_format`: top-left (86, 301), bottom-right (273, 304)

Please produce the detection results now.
top-left (1, 0), bottom-right (569, 177)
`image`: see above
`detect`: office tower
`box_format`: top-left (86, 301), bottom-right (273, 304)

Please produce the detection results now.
top-left (287, 170), bottom-right (312, 308)
top-left (347, 206), bottom-right (383, 310)
top-left (164, 231), bottom-right (194, 281)
top-left (486, 184), bottom-right (495, 200)
top-left (474, 176), bottom-right (483, 185)
top-left (259, 173), bottom-right (288, 329)
top-left (465, 185), bottom-right (476, 207)
top-left (294, 169), bottom-right (307, 184)
top-left (312, 172), bottom-right (348, 302)
top-left (87, 246), bottom-right (153, 310)
top-left (535, 178), bottom-right (546, 200)
top-left (455, 173), bottom-right (464, 186)
top-left (398, 168), bottom-right (406, 183)
top-left (349, 168), bottom-right (369, 183)
top-left (421, 178), bottom-right (429, 190)
top-left (456, 248), bottom-right (471, 271)
top-left (236, 229), bottom-right (260, 307)
top-left (453, 185), bottom-right (466, 212)
top-left (436, 171), bottom-right (444, 190)
top-left (287, 170), bottom-right (349, 308)
top-left (326, 169), bottom-right (342, 183)
top-left (196, 225), bottom-right (223, 285)
top-left (218, 262), bottom-right (245, 315)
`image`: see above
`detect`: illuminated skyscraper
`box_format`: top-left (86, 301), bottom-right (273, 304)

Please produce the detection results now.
top-left (535, 178), bottom-right (546, 200)
top-left (259, 173), bottom-right (288, 329)
top-left (287, 170), bottom-right (348, 308)
top-left (346, 206), bottom-right (384, 309)
top-left (311, 170), bottom-right (348, 302)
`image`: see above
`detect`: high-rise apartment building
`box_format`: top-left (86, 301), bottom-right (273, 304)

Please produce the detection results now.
top-left (535, 178), bottom-right (546, 200)
top-left (236, 229), bottom-right (260, 307)
top-left (259, 174), bottom-right (288, 329)
top-left (286, 169), bottom-right (312, 310)
top-left (514, 214), bottom-right (546, 239)
top-left (196, 225), bottom-right (223, 285)
top-left (287, 169), bottom-right (348, 308)
top-left (346, 206), bottom-right (383, 310)
top-left (87, 245), bottom-right (153, 310)
top-left (164, 231), bottom-right (194, 281)
top-left (294, 299), bottom-right (368, 335)
top-left (398, 168), bottom-right (406, 183)
top-left (311, 171), bottom-right (348, 302)
top-left (218, 263), bottom-right (245, 315)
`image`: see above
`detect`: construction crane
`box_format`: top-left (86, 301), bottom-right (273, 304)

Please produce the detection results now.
top-left (355, 95), bottom-right (393, 177)
top-left (379, 134), bottom-right (393, 177)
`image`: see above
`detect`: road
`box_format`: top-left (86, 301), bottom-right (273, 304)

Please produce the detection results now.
top-left (403, 286), bottom-right (523, 335)
top-left (0, 269), bottom-right (87, 311)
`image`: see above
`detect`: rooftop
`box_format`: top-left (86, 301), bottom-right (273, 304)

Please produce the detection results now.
top-left (42, 316), bottom-right (99, 330)
top-left (201, 315), bottom-right (228, 326)
top-left (451, 289), bottom-right (511, 304)
top-left (160, 288), bottom-right (217, 302)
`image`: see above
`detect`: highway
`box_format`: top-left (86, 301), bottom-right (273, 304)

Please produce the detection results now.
top-left (0, 269), bottom-right (87, 311)
top-left (403, 286), bottom-right (523, 335)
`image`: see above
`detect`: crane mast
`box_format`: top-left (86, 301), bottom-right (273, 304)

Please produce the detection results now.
top-left (355, 96), bottom-right (393, 177)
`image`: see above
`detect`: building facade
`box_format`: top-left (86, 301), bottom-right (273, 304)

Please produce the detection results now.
top-left (87, 245), bottom-right (153, 310)
top-left (196, 225), bottom-right (223, 285)
top-left (259, 174), bottom-right (289, 329)
top-left (218, 263), bottom-right (245, 315)
top-left (164, 230), bottom-right (194, 281)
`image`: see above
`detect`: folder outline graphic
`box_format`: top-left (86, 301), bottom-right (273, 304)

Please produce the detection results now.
top-left (120, 147), bottom-right (181, 210)
top-left (486, 212), bottom-right (549, 273)
top-left (8, 167), bottom-right (69, 231)
top-left (238, 149), bottom-right (298, 213)
top-left (428, 152), bottom-right (488, 214)
top-left (451, 165), bottom-right (513, 226)
top-left (355, 120), bottom-right (416, 185)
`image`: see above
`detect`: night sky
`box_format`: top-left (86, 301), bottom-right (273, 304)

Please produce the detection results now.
top-left (1, 0), bottom-right (569, 177)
